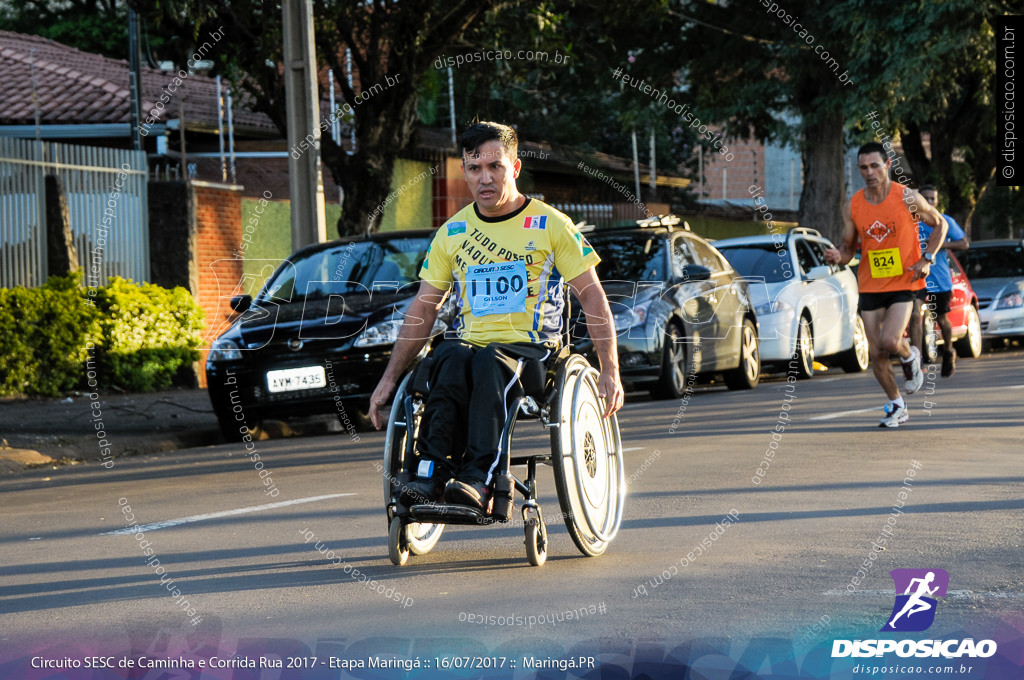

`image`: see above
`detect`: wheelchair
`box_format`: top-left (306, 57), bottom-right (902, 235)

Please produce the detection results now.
top-left (382, 344), bottom-right (625, 567)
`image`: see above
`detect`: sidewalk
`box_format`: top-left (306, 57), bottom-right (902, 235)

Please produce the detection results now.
top-left (0, 388), bottom-right (221, 473)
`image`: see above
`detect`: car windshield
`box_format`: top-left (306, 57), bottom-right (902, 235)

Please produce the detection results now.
top-left (587, 233), bottom-right (666, 281)
top-left (717, 244), bottom-right (791, 283)
top-left (258, 237), bottom-right (432, 304)
top-left (958, 245), bottom-right (1024, 279)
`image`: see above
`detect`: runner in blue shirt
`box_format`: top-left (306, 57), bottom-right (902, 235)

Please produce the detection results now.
top-left (908, 185), bottom-right (969, 377)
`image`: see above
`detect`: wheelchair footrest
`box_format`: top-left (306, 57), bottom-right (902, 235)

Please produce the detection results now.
top-left (408, 503), bottom-right (508, 526)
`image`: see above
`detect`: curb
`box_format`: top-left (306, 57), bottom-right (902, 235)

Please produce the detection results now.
top-left (0, 428), bottom-right (222, 474)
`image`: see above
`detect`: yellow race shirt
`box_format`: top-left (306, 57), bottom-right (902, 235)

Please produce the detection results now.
top-left (420, 198), bottom-right (600, 346)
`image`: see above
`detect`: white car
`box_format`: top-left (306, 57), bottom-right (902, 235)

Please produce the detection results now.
top-left (715, 228), bottom-right (869, 378)
top-left (957, 239), bottom-right (1024, 344)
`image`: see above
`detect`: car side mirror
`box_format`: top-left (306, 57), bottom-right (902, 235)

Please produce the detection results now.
top-left (679, 264), bottom-right (712, 282)
top-left (230, 294), bottom-right (252, 312)
top-left (805, 265), bottom-right (831, 281)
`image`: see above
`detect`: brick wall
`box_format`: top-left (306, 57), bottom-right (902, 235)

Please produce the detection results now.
top-left (192, 180), bottom-right (244, 388)
top-left (700, 135), bottom-right (767, 202)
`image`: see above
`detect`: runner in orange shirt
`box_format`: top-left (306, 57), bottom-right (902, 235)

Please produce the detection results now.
top-left (824, 142), bottom-right (947, 428)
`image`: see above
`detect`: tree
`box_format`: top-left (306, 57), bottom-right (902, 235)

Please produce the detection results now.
top-left (0, 0), bottom-right (180, 63)
top-left (136, 0), bottom-right (496, 237)
top-left (435, 1), bottom-right (703, 201)
top-left (671, 1), bottom-right (859, 242)
top-left (671, 0), bottom-right (1009, 242)
top-left (0, 0), bottom-right (126, 57)
top-left (854, 1), bottom-right (1007, 233)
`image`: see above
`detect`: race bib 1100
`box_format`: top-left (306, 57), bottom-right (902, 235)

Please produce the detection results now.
top-left (465, 261), bottom-right (528, 315)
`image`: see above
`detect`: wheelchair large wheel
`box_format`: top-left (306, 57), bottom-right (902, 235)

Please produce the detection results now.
top-left (549, 355), bottom-right (625, 557)
top-left (383, 372), bottom-right (443, 557)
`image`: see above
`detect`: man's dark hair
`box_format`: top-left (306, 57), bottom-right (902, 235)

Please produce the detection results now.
top-left (857, 141), bottom-right (888, 162)
top-left (461, 122), bottom-right (518, 161)
top-left (920, 184), bottom-right (936, 193)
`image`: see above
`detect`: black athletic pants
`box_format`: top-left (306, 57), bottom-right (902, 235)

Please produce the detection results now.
top-left (417, 340), bottom-right (556, 485)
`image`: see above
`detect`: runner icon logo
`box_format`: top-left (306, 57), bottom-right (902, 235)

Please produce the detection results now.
top-left (881, 568), bottom-right (949, 632)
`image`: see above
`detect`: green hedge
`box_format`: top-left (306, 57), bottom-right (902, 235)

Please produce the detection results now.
top-left (0, 274), bottom-right (204, 397)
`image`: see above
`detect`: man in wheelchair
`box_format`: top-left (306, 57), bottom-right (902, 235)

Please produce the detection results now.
top-left (369, 121), bottom-right (624, 515)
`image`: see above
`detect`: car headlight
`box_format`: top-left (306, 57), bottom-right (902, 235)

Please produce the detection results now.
top-left (612, 302), bottom-right (650, 331)
top-left (996, 290), bottom-right (1024, 309)
top-left (208, 337), bottom-right (242, 362)
top-left (355, 319), bottom-right (403, 347)
top-left (354, 318), bottom-right (448, 348)
top-left (754, 299), bottom-right (793, 316)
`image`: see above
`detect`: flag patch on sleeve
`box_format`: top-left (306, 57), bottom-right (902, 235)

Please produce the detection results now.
top-left (447, 221), bottom-right (467, 236)
top-left (523, 215), bottom-right (547, 230)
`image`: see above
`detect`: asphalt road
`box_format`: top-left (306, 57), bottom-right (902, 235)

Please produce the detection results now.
top-left (1, 349), bottom-right (1022, 679)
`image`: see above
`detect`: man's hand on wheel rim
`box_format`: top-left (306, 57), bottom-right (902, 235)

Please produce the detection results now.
top-left (597, 371), bottom-right (624, 417)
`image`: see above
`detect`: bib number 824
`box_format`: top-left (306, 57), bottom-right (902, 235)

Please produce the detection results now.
top-left (871, 254), bottom-right (895, 268)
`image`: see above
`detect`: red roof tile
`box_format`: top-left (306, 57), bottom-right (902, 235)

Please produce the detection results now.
top-left (0, 30), bottom-right (277, 135)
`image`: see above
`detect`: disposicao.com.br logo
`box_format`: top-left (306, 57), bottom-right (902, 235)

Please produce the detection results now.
top-left (831, 568), bottom-right (998, 659)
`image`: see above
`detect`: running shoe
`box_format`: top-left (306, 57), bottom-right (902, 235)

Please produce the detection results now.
top-left (941, 350), bottom-right (956, 378)
top-left (902, 346), bottom-right (924, 394)
top-left (879, 402), bottom-right (909, 428)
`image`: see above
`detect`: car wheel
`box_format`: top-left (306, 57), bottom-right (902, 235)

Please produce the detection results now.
top-left (838, 315), bottom-right (870, 373)
top-left (216, 411), bottom-right (264, 442)
top-left (724, 318), bottom-right (760, 390)
top-left (954, 305), bottom-right (983, 358)
top-left (792, 316), bottom-right (814, 380)
top-left (921, 311), bottom-right (939, 364)
top-left (650, 322), bottom-right (690, 400)
top-left (982, 337), bottom-right (1004, 352)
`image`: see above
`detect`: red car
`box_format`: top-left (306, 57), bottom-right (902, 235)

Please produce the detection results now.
top-left (917, 251), bottom-right (983, 362)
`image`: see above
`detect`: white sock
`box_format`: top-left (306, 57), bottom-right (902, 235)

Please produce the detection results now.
top-left (892, 397), bottom-right (905, 409)
top-left (901, 346), bottom-right (919, 363)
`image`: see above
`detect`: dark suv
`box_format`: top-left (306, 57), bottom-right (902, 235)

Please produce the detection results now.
top-left (575, 216), bottom-right (760, 398)
top-left (205, 230), bottom-right (444, 441)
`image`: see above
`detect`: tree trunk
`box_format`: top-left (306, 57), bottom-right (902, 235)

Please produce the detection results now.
top-left (45, 174), bottom-right (79, 277)
top-left (321, 79), bottom-right (423, 238)
top-left (797, 112), bottom-right (846, 245)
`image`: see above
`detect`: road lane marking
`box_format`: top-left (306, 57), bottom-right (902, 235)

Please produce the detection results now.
top-left (824, 589), bottom-right (1024, 599)
top-left (621, 447), bottom-right (646, 452)
top-left (101, 493), bottom-right (356, 535)
top-left (810, 407), bottom-right (879, 421)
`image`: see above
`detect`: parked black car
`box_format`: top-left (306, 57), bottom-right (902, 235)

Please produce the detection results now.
top-left (574, 216), bottom-right (761, 398)
top-left (206, 230), bottom-right (443, 441)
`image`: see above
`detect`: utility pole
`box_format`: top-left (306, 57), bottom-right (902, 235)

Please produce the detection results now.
top-left (631, 128), bottom-right (641, 204)
top-left (283, 0), bottom-right (327, 248)
top-left (649, 129), bottom-right (656, 192)
top-left (128, 9), bottom-right (143, 151)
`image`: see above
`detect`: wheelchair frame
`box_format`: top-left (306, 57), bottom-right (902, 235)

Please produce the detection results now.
top-left (382, 349), bottom-right (625, 567)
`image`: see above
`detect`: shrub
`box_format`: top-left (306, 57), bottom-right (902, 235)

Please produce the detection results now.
top-left (90, 277), bottom-right (204, 392)
top-left (0, 275), bottom-right (98, 396)
top-left (0, 274), bottom-right (204, 396)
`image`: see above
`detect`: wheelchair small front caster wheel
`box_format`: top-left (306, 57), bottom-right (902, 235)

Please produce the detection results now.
top-left (388, 517), bottom-right (410, 566)
top-left (524, 518), bottom-right (547, 567)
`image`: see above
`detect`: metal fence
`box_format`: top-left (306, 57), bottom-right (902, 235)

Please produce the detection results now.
top-left (553, 203), bottom-right (615, 226)
top-left (0, 138), bottom-right (149, 289)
